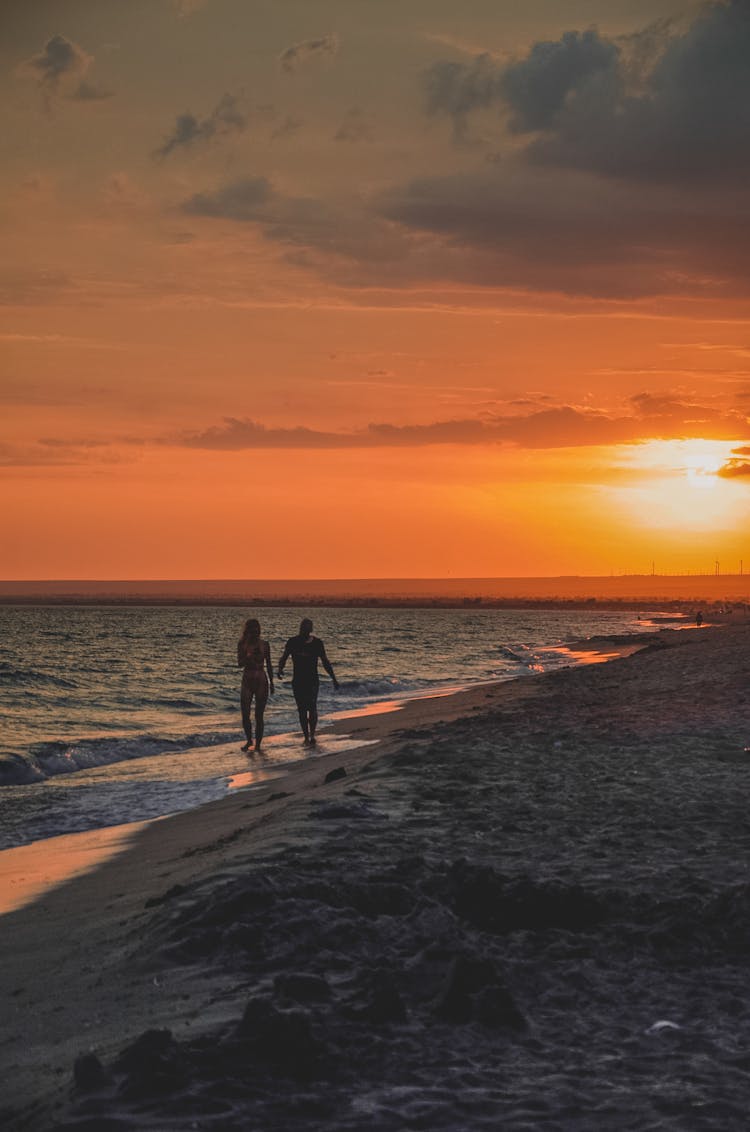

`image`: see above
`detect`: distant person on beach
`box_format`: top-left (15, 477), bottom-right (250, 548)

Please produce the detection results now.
top-left (278, 618), bottom-right (339, 746)
top-left (237, 618), bottom-right (274, 754)
top-left (696, 610), bottom-right (703, 627)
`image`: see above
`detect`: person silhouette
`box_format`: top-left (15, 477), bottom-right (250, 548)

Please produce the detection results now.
top-left (237, 618), bottom-right (274, 754)
top-left (278, 618), bottom-right (339, 745)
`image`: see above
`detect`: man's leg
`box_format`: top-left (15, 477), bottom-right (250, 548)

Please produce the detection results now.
top-left (294, 686), bottom-right (310, 742)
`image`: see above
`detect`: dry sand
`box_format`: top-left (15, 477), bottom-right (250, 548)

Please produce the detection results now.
top-left (1, 624), bottom-right (749, 1130)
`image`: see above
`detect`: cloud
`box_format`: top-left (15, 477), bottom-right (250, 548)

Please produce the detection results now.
top-left (23, 34), bottom-right (92, 93)
top-left (71, 80), bottom-right (114, 102)
top-left (375, 163), bottom-right (750, 299)
top-left (717, 459), bottom-right (750, 479)
top-left (731, 446), bottom-right (750, 455)
top-left (183, 177), bottom-right (274, 220)
top-left (630, 392), bottom-right (726, 425)
top-left (424, 53), bottom-right (503, 140)
top-left (425, 31), bottom-right (616, 141)
top-left (425, 2), bottom-right (750, 183)
top-left (501, 30), bottom-right (618, 133)
top-left (19, 34), bottom-right (115, 107)
top-left (181, 177), bottom-right (408, 265)
top-left (279, 34), bottom-right (338, 73)
top-left (155, 93), bottom-right (247, 158)
top-left (173, 399), bottom-right (749, 452)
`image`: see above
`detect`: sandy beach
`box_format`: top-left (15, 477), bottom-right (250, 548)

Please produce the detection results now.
top-left (2, 623), bottom-right (750, 1130)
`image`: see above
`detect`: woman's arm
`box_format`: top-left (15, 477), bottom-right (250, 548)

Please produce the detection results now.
top-left (277, 639), bottom-right (291, 678)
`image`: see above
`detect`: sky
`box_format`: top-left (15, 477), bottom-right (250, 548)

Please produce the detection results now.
top-left (2, 0), bottom-right (750, 579)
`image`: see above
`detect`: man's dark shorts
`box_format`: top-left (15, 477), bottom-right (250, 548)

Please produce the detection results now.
top-left (293, 679), bottom-right (319, 711)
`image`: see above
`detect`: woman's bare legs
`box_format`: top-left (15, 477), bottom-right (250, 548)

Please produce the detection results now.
top-left (240, 682), bottom-right (254, 750)
top-left (253, 682), bottom-right (269, 753)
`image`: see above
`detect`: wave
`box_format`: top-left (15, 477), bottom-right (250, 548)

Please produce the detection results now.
top-left (335, 677), bottom-right (414, 698)
top-left (151, 697), bottom-right (205, 711)
top-left (0, 662), bottom-right (78, 690)
top-left (496, 645), bottom-right (542, 669)
top-left (0, 728), bottom-right (239, 787)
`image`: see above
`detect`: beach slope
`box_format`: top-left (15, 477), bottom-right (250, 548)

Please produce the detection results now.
top-left (2, 624), bottom-right (750, 1130)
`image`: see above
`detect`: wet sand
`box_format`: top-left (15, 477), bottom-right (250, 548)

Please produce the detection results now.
top-left (1, 624), bottom-right (749, 1130)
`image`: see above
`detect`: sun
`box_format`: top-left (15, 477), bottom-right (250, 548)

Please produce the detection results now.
top-left (675, 440), bottom-right (726, 487)
top-left (611, 438), bottom-right (746, 532)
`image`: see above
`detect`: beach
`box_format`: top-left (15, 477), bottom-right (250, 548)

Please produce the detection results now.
top-left (1, 622), bottom-right (750, 1130)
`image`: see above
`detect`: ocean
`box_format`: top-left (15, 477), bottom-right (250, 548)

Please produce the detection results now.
top-left (0, 604), bottom-right (674, 849)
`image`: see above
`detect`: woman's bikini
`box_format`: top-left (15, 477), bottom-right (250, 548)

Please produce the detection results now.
top-left (240, 640), bottom-right (269, 699)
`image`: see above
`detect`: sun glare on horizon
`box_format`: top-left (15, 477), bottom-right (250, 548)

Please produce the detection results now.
top-left (609, 438), bottom-right (749, 534)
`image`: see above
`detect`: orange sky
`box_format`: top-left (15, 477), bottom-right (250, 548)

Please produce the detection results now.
top-left (2, 1), bottom-right (750, 578)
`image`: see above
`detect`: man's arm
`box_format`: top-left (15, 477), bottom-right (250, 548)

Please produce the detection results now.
top-left (265, 641), bottom-right (275, 694)
top-left (318, 640), bottom-right (339, 690)
top-left (277, 639), bottom-right (291, 678)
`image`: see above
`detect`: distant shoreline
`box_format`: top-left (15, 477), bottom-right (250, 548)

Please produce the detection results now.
top-left (0, 593), bottom-right (710, 611)
top-left (0, 574), bottom-right (748, 607)
top-left (0, 596), bottom-right (695, 611)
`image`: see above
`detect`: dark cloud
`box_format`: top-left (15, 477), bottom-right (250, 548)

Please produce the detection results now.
top-left (424, 53), bottom-right (503, 141)
top-left (423, 31), bottom-right (617, 135)
top-left (174, 401), bottom-right (749, 452)
top-left (181, 178), bottom-right (408, 265)
top-left (71, 80), bottom-right (114, 102)
top-left (20, 34), bottom-right (114, 107)
top-left (23, 34), bottom-right (91, 92)
top-left (717, 459), bottom-right (750, 479)
top-left (155, 93), bottom-right (247, 158)
top-left (279, 34), bottom-right (338, 73)
top-left (375, 163), bottom-right (750, 299)
top-left (425, 2), bottom-right (750, 183)
top-left (183, 177), bottom-right (274, 220)
top-left (503, 30), bottom-right (617, 133)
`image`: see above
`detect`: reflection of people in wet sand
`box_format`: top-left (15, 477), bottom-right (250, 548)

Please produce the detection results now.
top-left (278, 618), bottom-right (339, 746)
top-left (237, 618), bottom-right (274, 754)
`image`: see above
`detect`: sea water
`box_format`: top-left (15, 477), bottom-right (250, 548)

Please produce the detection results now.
top-left (0, 604), bottom-right (673, 848)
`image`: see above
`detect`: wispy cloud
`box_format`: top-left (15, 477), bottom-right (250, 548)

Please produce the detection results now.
top-left (171, 398), bottom-right (749, 452)
top-left (279, 34), bottom-right (338, 73)
top-left (20, 34), bottom-right (112, 107)
top-left (155, 93), bottom-right (247, 158)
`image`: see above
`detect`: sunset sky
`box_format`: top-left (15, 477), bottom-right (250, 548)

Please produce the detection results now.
top-left (2, 0), bottom-right (750, 579)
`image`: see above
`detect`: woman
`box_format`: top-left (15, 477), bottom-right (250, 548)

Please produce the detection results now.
top-left (237, 618), bottom-right (274, 753)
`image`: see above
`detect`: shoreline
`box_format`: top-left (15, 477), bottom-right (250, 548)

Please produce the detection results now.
top-left (2, 622), bottom-right (750, 1129)
top-left (0, 632), bottom-right (656, 867)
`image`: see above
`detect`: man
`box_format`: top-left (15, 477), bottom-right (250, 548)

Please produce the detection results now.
top-left (278, 617), bottom-right (339, 745)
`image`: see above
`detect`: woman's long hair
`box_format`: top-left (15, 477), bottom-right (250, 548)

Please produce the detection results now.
top-left (241, 618), bottom-right (261, 644)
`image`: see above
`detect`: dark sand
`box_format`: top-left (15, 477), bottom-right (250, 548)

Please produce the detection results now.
top-left (1, 624), bottom-right (750, 1130)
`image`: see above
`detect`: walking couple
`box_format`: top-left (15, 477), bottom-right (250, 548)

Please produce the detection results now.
top-left (237, 617), bottom-right (339, 754)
